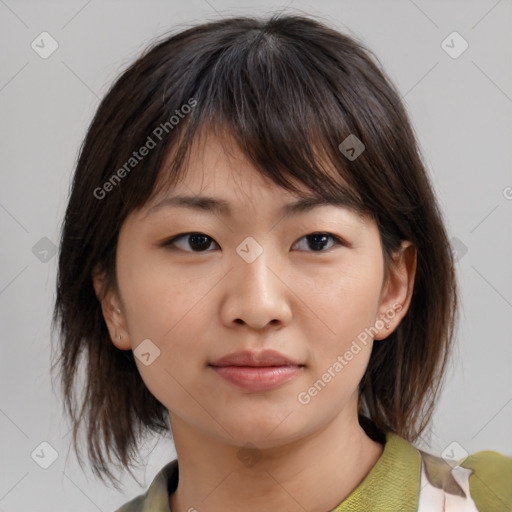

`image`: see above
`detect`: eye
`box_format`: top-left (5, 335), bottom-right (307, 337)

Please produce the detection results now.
top-left (161, 232), bottom-right (345, 253)
top-left (292, 232), bottom-right (344, 252)
top-left (162, 232), bottom-right (219, 252)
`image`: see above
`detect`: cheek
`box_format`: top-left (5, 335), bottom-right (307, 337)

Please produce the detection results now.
top-left (118, 247), bottom-right (219, 342)
top-left (117, 257), bottom-right (217, 409)
top-left (299, 257), bottom-right (383, 349)
top-left (128, 307), bottom-right (210, 420)
top-left (293, 257), bottom-right (382, 409)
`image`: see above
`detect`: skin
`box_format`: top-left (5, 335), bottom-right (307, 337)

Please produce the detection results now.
top-left (94, 131), bottom-right (416, 512)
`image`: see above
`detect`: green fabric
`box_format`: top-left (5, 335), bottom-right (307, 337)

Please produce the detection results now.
top-left (459, 450), bottom-right (512, 511)
top-left (114, 460), bottom-right (177, 512)
top-left (330, 431), bottom-right (420, 511)
top-left (114, 432), bottom-right (512, 511)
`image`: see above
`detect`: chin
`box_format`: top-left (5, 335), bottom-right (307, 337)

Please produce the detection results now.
top-left (218, 410), bottom-right (309, 447)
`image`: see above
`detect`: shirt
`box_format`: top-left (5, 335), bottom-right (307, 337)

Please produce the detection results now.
top-left (114, 432), bottom-right (512, 511)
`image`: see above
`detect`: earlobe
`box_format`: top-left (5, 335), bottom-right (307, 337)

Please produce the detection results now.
top-left (109, 307), bottom-right (132, 350)
top-left (374, 241), bottom-right (417, 341)
top-left (92, 268), bottom-right (132, 350)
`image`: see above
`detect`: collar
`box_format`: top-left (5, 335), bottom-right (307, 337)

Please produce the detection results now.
top-left (131, 431), bottom-right (420, 511)
top-left (330, 431), bottom-right (421, 510)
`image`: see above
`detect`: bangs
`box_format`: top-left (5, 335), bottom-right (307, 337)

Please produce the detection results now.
top-left (142, 25), bottom-right (373, 221)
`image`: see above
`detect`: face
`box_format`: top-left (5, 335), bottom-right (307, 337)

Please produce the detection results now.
top-left (95, 131), bottom-right (414, 448)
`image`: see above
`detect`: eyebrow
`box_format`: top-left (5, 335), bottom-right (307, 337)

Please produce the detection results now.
top-left (145, 193), bottom-right (356, 218)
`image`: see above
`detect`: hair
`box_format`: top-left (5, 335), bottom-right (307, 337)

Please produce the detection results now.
top-left (51, 12), bottom-right (458, 489)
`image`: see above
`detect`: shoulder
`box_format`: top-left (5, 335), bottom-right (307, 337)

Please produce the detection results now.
top-left (417, 445), bottom-right (512, 512)
top-left (459, 449), bottom-right (512, 511)
top-left (112, 459), bottom-right (179, 512)
top-left (114, 495), bottom-right (145, 512)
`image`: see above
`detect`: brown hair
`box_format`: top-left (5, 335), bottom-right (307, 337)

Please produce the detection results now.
top-left (51, 13), bottom-right (458, 488)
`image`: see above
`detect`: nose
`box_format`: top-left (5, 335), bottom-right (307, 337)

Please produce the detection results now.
top-left (219, 246), bottom-right (293, 331)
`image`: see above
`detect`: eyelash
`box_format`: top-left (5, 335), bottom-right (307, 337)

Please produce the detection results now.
top-left (161, 232), bottom-right (346, 253)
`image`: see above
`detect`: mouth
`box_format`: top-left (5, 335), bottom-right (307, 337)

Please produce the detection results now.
top-left (210, 349), bottom-right (302, 367)
top-left (209, 350), bottom-right (304, 392)
top-left (209, 365), bottom-right (303, 392)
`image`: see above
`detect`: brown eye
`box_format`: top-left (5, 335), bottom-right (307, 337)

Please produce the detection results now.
top-left (162, 232), bottom-right (219, 252)
top-left (292, 233), bottom-right (343, 252)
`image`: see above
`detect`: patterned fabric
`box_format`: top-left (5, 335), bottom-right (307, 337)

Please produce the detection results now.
top-left (114, 432), bottom-right (512, 511)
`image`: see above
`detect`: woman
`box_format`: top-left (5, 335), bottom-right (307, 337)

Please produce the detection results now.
top-left (52, 13), bottom-right (512, 511)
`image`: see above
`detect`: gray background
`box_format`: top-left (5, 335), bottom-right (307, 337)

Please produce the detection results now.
top-left (1, 0), bottom-right (511, 510)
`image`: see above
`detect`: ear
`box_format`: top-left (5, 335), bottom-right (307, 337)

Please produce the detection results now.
top-left (92, 267), bottom-right (132, 350)
top-left (373, 240), bottom-right (417, 341)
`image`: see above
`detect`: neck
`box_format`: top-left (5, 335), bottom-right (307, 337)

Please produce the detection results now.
top-left (168, 408), bottom-right (384, 512)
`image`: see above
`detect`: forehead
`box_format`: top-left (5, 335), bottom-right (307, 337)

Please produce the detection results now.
top-left (143, 127), bottom-right (369, 222)
top-left (160, 138), bottom-right (305, 205)
top-left (160, 128), bottom-right (305, 190)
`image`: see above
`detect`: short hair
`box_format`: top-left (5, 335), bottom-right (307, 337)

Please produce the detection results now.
top-left (51, 13), bottom-right (458, 489)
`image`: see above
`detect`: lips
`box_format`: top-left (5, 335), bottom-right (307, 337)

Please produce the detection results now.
top-left (210, 349), bottom-right (301, 367)
top-left (209, 350), bottom-right (304, 392)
